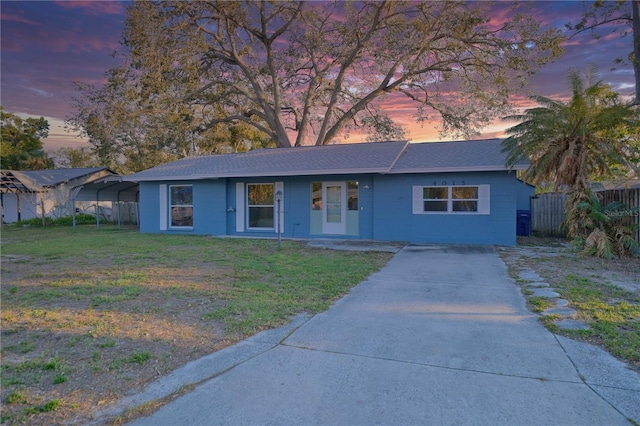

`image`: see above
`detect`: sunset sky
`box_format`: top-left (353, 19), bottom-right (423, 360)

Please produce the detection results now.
top-left (1, 1), bottom-right (635, 153)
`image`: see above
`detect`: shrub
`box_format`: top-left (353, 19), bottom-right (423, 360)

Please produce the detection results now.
top-left (571, 190), bottom-right (640, 258)
top-left (15, 217), bottom-right (55, 227)
top-left (14, 214), bottom-right (96, 227)
top-left (55, 214), bottom-right (96, 225)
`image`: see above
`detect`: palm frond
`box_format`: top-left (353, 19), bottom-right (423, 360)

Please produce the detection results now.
top-left (582, 227), bottom-right (613, 259)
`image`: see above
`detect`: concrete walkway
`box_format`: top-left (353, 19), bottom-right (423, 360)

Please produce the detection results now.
top-left (127, 245), bottom-right (638, 425)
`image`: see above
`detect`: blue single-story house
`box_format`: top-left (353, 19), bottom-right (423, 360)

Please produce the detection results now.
top-left (124, 139), bottom-right (533, 246)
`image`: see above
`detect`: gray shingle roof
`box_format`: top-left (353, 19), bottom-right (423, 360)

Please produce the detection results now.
top-left (125, 139), bottom-right (525, 182)
top-left (391, 139), bottom-right (527, 173)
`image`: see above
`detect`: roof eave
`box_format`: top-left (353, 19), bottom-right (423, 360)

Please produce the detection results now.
top-left (388, 164), bottom-right (528, 174)
top-left (123, 163), bottom-right (530, 182)
top-left (124, 167), bottom-right (393, 182)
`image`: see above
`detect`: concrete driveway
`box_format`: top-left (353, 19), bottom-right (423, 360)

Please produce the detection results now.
top-left (126, 245), bottom-right (638, 425)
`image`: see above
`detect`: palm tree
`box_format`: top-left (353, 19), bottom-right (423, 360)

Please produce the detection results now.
top-left (501, 68), bottom-right (634, 240)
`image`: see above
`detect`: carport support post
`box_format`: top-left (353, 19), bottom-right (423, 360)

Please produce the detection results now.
top-left (70, 186), bottom-right (82, 231)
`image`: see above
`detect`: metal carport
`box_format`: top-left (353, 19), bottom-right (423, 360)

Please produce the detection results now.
top-left (71, 175), bottom-right (139, 228)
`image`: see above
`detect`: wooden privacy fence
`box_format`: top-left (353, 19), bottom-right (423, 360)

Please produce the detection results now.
top-left (598, 188), bottom-right (640, 242)
top-left (531, 193), bottom-right (568, 237)
top-left (530, 189), bottom-right (640, 241)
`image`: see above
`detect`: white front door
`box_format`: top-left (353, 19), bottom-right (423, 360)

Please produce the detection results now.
top-left (322, 182), bottom-right (347, 235)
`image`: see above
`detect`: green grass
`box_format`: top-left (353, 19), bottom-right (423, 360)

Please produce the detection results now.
top-left (129, 352), bottom-right (151, 365)
top-left (5, 391), bottom-right (27, 404)
top-left (23, 399), bottom-right (62, 415)
top-left (527, 296), bottom-right (555, 313)
top-left (3, 341), bottom-right (36, 354)
top-left (550, 274), bottom-right (640, 364)
top-left (0, 224), bottom-right (392, 424)
top-left (1, 355), bottom-right (68, 389)
top-left (3, 225), bottom-right (390, 337)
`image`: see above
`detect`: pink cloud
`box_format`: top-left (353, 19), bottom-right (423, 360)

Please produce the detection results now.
top-left (35, 26), bottom-right (120, 53)
top-left (1, 12), bottom-right (41, 26)
top-left (1, 37), bottom-right (24, 52)
top-left (52, 1), bottom-right (125, 15)
top-left (486, 7), bottom-right (513, 29)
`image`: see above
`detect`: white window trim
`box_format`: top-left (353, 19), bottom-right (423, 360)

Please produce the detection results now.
top-left (236, 183), bottom-right (245, 232)
top-left (412, 185), bottom-right (490, 215)
top-left (243, 182), bottom-right (283, 231)
top-left (159, 184), bottom-right (168, 230)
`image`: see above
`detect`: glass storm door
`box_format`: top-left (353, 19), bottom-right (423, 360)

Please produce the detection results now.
top-left (322, 182), bottom-right (347, 235)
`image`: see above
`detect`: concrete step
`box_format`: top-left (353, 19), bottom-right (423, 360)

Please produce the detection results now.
top-left (554, 319), bottom-right (590, 331)
top-left (532, 288), bottom-right (560, 298)
top-left (541, 307), bottom-right (577, 318)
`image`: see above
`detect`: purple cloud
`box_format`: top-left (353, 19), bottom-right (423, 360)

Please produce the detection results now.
top-left (1, 1), bottom-right (125, 121)
top-left (53, 0), bottom-right (125, 16)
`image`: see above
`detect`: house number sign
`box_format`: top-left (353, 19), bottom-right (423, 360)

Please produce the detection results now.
top-left (431, 180), bottom-right (467, 186)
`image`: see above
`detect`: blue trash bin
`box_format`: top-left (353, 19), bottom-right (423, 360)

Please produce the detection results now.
top-left (516, 210), bottom-right (531, 236)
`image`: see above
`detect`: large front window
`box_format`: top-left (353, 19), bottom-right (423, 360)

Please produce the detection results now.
top-left (422, 186), bottom-right (479, 213)
top-left (416, 185), bottom-right (487, 214)
top-left (248, 183), bottom-right (274, 228)
top-left (170, 185), bottom-right (193, 227)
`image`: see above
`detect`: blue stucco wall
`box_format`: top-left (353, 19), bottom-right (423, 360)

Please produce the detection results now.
top-left (225, 177), bottom-right (308, 238)
top-left (515, 179), bottom-right (535, 211)
top-left (370, 171), bottom-right (523, 246)
top-left (139, 180), bottom-right (227, 235)
top-left (138, 171), bottom-right (527, 245)
top-left (195, 180), bottom-right (227, 235)
top-left (139, 181), bottom-right (159, 234)
top-left (225, 175), bottom-right (367, 239)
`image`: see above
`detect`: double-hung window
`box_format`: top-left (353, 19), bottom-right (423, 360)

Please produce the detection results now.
top-left (235, 182), bottom-right (283, 233)
top-left (247, 183), bottom-right (275, 229)
top-left (413, 185), bottom-right (490, 214)
top-left (170, 185), bottom-right (193, 227)
top-left (423, 187), bottom-right (448, 212)
top-left (452, 187), bottom-right (479, 212)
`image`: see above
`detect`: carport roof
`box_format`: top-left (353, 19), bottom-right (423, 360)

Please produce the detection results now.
top-left (72, 175), bottom-right (139, 203)
top-left (125, 139), bottom-right (527, 182)
top-left (1, 168), bottom-right (114, 194)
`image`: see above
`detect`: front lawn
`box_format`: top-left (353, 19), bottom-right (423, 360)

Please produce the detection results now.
top-left (0, 225), bottom-right (392, 425)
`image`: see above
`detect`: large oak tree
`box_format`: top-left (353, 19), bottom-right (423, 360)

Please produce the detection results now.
top-left (69, 0), bottom-right (563, 161)
top-left (568, 0), bottom-right (639, 104)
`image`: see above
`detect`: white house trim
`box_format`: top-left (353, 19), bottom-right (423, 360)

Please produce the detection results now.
top-left (159, 184), bottom-right (167, 230)
top-left (235, 182), bottom-right (245, 232)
